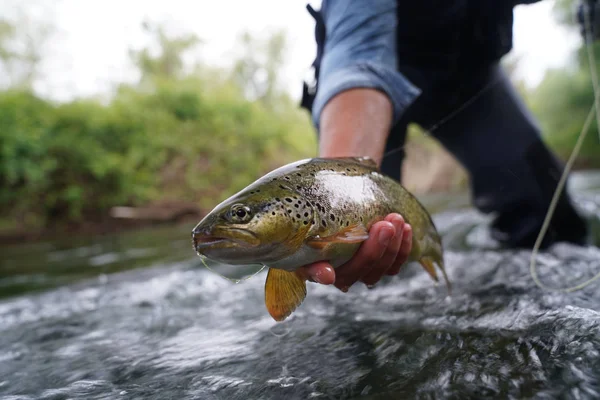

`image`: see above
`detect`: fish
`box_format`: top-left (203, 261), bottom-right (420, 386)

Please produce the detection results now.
top-left (192, 157), bottom-right (450, 321)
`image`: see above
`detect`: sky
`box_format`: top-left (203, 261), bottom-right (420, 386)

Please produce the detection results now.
top-left (3, 0), bottom-right (582, 102)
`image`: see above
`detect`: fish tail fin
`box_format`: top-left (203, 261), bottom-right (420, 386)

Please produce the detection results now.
top-left (419, 255), bottom-right (452, 295)
top-left (265, 268), bottom-right (307, 322)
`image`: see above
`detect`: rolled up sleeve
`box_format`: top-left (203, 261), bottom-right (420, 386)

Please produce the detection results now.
top-left (312, 0), bottom-right (421, 129)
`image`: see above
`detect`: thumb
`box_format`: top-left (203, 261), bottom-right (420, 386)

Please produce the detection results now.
top-left (298, 261), bottom-right (335, 285)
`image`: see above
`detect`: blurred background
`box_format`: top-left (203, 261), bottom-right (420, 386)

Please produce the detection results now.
top-left (0, 0), bottom-right (598, 243)
top-left (2, 1), bottom-right (600, 399)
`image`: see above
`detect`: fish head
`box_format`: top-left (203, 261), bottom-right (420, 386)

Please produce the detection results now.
top-left (192, 183), bottom-right (315, 264)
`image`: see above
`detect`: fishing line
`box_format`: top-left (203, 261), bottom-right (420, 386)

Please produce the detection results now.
top-left (529, 3), bottom-right (600, 293)
top-left (382, 72), bottom-right (502, 161)
top-left (198, 253), bottom-right (266, 284)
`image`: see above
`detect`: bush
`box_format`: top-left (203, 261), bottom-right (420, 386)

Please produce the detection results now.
top-left (0, 76), bottom-right (317, 231)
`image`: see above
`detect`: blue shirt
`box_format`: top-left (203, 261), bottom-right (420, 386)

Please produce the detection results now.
top-left (310, 0), bottom-right (421, 130)
top-left (308, 0), bottom-right (540, 130)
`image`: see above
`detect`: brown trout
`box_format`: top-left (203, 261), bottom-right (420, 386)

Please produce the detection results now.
top-left (192, 157), bottom-right (450, 321)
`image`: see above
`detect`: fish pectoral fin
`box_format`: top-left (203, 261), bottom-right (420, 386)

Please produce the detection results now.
top-left (265, 268), bottom-right (307, 321)
top-left (306, 224), bottom-right (369, 250)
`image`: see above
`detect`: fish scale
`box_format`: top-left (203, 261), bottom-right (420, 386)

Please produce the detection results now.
top-left (192, 157), bottom-right (450, 321)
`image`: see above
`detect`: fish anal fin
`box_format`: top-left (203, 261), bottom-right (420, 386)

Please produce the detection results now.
top-left (306, 224), bottom-right (369, 250)
top-left (265, 268), bottom-right (307, 322)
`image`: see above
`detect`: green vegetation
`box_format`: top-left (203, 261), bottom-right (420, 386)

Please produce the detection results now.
top-left (1, 4), bottom-right (600, 237)
top-left (0, 21), bottom-right (316, 233)
top-left (519, 0), bottom-right (600, 166)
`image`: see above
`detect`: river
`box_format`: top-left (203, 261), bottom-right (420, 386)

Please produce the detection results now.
top-left (1, 171), bottom-right (600, 399)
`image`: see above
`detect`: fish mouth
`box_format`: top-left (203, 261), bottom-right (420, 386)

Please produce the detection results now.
top-left (192, 227), bottom-right (260, 253)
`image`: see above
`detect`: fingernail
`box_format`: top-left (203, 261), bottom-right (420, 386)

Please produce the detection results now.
top-left (392, 214), bottom-right (404, 225)
top-left (314, 270), bottom-right (325, 284)
top-left (378, 227), bottom-right (393, 246)
top-left (394, 217), bottom-right (404, 229)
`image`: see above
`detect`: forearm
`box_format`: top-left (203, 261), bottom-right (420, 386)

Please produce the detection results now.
top-left (318, 88), bottom-right (393, 167)
top-left (310, 0), bottom-right (420, 139)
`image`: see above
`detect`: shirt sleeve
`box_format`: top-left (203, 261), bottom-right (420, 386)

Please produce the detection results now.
top-left (311, 0), bottom-right (422, 130)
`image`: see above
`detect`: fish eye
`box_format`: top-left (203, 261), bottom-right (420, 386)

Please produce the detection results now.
top-left (229, 204), bottom-right (252, 223)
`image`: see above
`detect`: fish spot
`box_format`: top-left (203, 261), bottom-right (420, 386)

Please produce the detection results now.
top-left (346, 221), bottom-right (349, 226)
top-left (296, 173), bottom-right (301, 177)
top-left (296, 214), bottom-right (301, 219)
top-left (285, 176), bottom-right (290, 180)
top-left (304, 212), bottom-right (309, 217)
top-left (287, 209), bottom-right (292, 214)
top-left (303, 221), bottom-right (309, 225)
top-left (292, 218), bottom-right (296, 222)
top-left (330, 214), bottom-right (335, 222)
top-left (272, 212), bottom-right (276, 216)
top-left (296, 185), bottom-right (302, 190)
top-left (294, 204), bottom-right (299, 208)
top-left (321, 220), bottom-right (327, 227)
top-left (285, 198), bottom-right (293, 203)
top-left (275, 197), bottom-right (281, 202)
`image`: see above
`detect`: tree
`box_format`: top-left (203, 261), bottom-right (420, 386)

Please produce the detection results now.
top-left (525, 0), bottom-right (600, 167)
top-left (129, 21), bottom-right (202, 86)
top-left (231, 30), bottom-right (288, 107)
top-left (0, 12), bottom-right (51, 90)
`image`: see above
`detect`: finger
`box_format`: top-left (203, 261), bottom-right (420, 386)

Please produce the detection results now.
top-left (297, 261), bottom-right (335, 285)
top-left (361, 214), bottom-right (405, 286)
top-left (334, 221), bottom-right (395, 291)
top-left (386, 223), bottom-right (413, 276)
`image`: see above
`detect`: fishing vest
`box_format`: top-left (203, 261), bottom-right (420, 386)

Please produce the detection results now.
top-left (300, 0), bottom-right (538, 113)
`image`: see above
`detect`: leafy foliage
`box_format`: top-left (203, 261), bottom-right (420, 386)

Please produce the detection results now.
top-left (0, 25), bottom-right (316, 230)
top-left (523, 1), bottom-right (600, 166)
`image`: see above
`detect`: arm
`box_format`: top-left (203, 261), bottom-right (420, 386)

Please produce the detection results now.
top-left (298, 0), bottom-right (419, 290)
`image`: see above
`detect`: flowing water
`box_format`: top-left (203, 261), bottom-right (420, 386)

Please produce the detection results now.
top-left (1, 172), bottom-right (600, 400)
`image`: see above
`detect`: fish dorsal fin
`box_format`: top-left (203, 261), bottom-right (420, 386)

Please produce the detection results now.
top-left (265, 269), bottom-right (307, 321)
top-left (326, 156), bottom-right (379, 170)
top-left (306, 224), bottom-right (369, 250)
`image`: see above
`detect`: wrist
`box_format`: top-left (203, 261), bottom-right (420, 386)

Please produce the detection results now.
top-left (318, 88), bottom-right (393, 166)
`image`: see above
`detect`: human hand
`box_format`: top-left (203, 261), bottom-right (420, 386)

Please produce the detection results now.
top-left (297, 213), bottom-right (412, 292)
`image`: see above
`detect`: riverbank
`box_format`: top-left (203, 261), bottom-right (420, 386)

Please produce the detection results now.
top-left (0, 200), bottom-right (204, 247)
